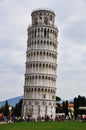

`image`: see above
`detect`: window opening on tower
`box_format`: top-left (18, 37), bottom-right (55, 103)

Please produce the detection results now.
top-left (44, 28), bottom-right (46, 38)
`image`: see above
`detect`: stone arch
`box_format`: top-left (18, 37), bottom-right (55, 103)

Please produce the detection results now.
top-left (45, 89), bottom-right (47, 92)
top-left (33, 63), bottom-right (35, 68)
top-left (31, 88), bottom-right (33, 91)
top-left (47, 28), bottom-right (49, 38)
top-left (47, 40), bottom-right (49, 44)
top-left (50, 29), bottom-right (52, 37)
top-left (53, 30), bottom-right (55, 39)
top-left (44, 28), bottom-right (46, 38)
top-left (44, 40), bottom-right (46, 44)
top-left (50, 41), bottom-right (52, 46)
top-left (31, 29), bottom-right (33, 38)
top-left (40, 51), bottom-right (42, 55)
top-left (36, 63), bottom-right (38, 67)
top-left (38, 88), bottom-right (40, 91)
top-left (41, 28), bottom-right (43, 38)
top-left (35, 28), bottom-right (36, 38)
top-left (45, 75), bottom-right (48, 80)
top-left (38, 28), bottom-right (40, 37)
top-left (38, 40), bottom-right (39, 43)
top-left (35, 88), bottom-right (37, 91)
top-left (35, 40), bottom-right (36, 45)
top-left (31, 41), bottom-right (33, 49)
top-left (34, 40), bottom-right (36, 48)
top-left (46, 52), bottom-right (48, 57)
top-left (35, 75), bottom-right (37, 79)
top-left (49, 52), bottom-right (52, 56)
top-left (39, 75), bottom-right (41, 79)
top-left (41, 28), bottom-right (43, 31)
top-left (37, 51), bottom-right (39, 55)
top-left (46, 64), bottom-right (48, 70)
top-left (41, 75), bottom-right (44, 78)
top-left (43, 63), bottom-right (45, 68)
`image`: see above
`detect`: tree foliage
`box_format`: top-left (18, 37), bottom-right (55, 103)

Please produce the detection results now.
top-left (56, 96), bottom-right (61, 101)
top-left (4, 100), bottom-right (9, 117)
top-left (74, 95), bottom-right (86, 117)
top-left (0, 100), bottom-right (9, 117)
top-left (56, 100), bottom-right (68, 115)
top-left (13, 99), bottom-right (22, 117)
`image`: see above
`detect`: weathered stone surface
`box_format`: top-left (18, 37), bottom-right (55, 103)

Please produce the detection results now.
top-left (22, 9), bottom-right (58, 120)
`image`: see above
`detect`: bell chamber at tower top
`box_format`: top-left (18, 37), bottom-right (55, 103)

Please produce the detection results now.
top-left (31, 9), bottom-right (55, 26)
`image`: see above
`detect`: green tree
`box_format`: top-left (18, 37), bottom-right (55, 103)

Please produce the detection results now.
top-left (13, 99), bottom-right (22, 117)
top-left (74, 95), bottom-right (86, 118)
top-left (65, 100), bottom-right (68, 115)
top-left (56, 103), bottom-right (61, 113)
top-left (62, 101), bottom-right (65, 113)
top-left (74, 97), bottom-right (79, 118)
top-left (4, 100), bottom-right (9, 117)
top-left (56, 96), bottom-right (61, 101)
top-left (56, 96), bottom-right (61, 113)
top-left (62, 100), bottom-right (69, 115)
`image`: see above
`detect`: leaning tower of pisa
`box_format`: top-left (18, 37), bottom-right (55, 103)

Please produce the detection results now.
top-left (22, 9), bottom-right (58, 119)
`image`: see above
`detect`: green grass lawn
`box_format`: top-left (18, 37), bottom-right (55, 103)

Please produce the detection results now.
top-left (0, 121), bottom-right (86, 130)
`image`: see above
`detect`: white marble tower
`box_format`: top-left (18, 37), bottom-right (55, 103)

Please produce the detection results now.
top-left (22, 9), bottom-right (58, 119)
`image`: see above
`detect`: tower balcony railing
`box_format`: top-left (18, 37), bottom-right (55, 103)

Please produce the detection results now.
top-left (28, 24), bottom-right (58, 30)
top-left (31, 8), bottom-right (55, 14)
top-left (27, 37), bottom-right (58, 43)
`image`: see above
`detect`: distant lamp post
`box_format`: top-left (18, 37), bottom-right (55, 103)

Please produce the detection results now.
top-left (9, 106), bottom-right (12, 122)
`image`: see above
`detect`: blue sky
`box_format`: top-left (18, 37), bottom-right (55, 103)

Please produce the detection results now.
top-left (0, 0), bottom-right (86, 101)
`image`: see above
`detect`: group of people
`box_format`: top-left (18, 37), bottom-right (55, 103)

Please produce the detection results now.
top-left (22, 115), bottom-right (53, 122)
top-left (0, 114), bottom-right (86, 123)
top-left (0, 114), bottom-right (54, 123)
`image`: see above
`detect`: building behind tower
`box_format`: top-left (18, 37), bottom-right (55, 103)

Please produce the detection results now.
top-left (22, 9), bottom-right (58, 120)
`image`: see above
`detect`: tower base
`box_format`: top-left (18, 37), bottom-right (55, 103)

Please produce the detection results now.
top-left (22, 99), bottom-right (56, 120)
